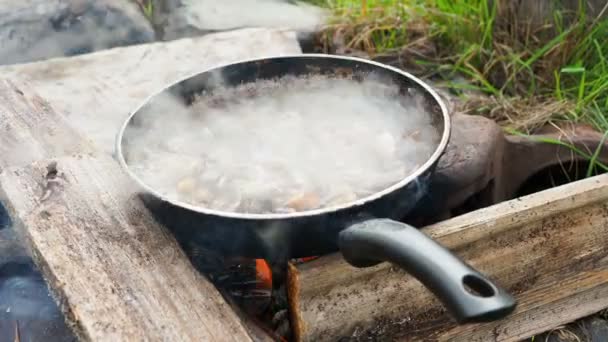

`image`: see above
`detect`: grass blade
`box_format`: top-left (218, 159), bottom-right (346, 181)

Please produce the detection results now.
top-left (587, 131), bottom-right (608, 177)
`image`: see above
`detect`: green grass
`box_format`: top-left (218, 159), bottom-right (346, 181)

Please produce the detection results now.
top-left (143, 2), bottom-right (153, 19)
top-left (134, 0), bottom-right (154, 20)
top-left (305, 0), bottom-right (608, 134)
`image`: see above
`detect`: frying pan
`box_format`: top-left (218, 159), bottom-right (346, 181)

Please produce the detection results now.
top-left (115, 54), bottom-right (516, 323)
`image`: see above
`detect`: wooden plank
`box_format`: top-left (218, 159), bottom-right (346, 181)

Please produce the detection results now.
top-left (0, 155), bottom-right (255, 341)
top-left (0, 27), bottom-right (302, 154)
top-left (0, 76), bottom-right (254, 341)
top-left (0, 79), bottom-right (94, 168)
top-left (435, 267), bottom-right (608, 341)
top-left (288, 173), bottom-right (608, 342)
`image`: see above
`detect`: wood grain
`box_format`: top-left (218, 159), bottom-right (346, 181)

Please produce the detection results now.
top-left (434, 267), bottom-right (608, 341)
top-left (0, 155), bottom-right (255, 341)
top-left (288, 173), bottom-right (608, 342)
top-left (0, 79), bottom-right (94, 168)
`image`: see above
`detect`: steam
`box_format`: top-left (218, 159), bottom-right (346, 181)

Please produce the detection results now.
top-left (123, 73), bottom-right (440, 214)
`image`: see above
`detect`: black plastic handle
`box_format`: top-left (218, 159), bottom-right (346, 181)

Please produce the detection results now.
top-left (338, 218), bottom-right (516, 323)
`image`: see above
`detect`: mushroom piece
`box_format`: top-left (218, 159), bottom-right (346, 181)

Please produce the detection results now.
top-left (286, 192), bottom-right (321, 212)
top-left (325, 191), bottom-right (358, 207)
top-left (403, 130), bottom-right (421, 142)
top-left (177, 177), bottom-right (197, 195)
top-left (193, 189), bottom-right (211, 206)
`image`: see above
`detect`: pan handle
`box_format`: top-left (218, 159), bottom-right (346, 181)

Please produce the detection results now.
top-left (338, 218), bottom-right (516, 323)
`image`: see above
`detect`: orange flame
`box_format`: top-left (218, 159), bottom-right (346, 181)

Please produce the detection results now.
top-left (255, 259), bottom-right (272, 289)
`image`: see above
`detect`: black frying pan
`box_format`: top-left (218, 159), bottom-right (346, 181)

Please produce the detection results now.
top-left (115, 54), bottom-right (516, 323)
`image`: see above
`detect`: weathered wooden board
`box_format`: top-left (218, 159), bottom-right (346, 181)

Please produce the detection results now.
top-left (0, 27), bottom-right (302, 154)
top-left (0, 79), bottom-right (255, 341)
top-left (0, 28), bottom-right (302, 341)
top-left (436, 268), bottom-right (608, 341)
top-left (288, 173), bottom-right (608, 342)
top-left (0, 79), bottom-right (95, 168)
top-left (0, 155), bottom-right (257, 341)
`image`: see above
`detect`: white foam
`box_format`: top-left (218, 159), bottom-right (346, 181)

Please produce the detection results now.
top-left (125, 74), bottom-right (440, 214)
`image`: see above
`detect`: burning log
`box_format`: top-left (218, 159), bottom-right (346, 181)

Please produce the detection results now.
top-left (288, 173), bottom-right (608, 342)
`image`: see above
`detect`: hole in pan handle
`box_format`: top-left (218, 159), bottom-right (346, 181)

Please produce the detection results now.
top-left (338, 219), bottom-right (517, 323)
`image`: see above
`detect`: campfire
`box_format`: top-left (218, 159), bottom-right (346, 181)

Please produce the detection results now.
top-left (110, 56), bottom-right (608, 342)
top-left (177, 112), bottom-right (608, 341)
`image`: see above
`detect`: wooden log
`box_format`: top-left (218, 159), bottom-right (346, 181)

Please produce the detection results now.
top-left (288, 173), bottom-right (608, 342)
top-left (0, 79), bottom-right (254, 341)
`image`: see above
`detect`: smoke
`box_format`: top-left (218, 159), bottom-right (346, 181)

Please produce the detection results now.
top-left (0, 259), bottom-right (75, 341)
top-left (0, 205), bottom-right (74, 340)
top-left (122, 72), bottom-right (441, 215)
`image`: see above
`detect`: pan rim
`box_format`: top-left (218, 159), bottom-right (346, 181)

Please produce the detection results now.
top-left (115, 53), bottom-right (451, 220)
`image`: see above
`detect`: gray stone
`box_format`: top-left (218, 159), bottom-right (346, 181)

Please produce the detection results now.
top-left (582, 317), bottom-right (608, 342)
top-left (534, 316), bottom-right (608, 342)
top-left (0, 0), bottom-right (155, 66)
top-left (155, 0), bottom-right (327, 41)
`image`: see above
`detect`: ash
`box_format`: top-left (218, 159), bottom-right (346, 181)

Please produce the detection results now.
top-left (124, 74), bottom-right (440, 214)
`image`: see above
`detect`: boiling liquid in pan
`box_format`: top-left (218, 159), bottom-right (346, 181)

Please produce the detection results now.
top-left (124, 74), bottom-right (441, 214)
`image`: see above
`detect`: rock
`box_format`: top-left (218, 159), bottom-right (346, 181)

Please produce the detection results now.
top-left (404, 113), bottom-right (608, 226)
top-left (0, 203), bottom-right (9, 230)
top-left (535, 316), bottom-right (608, 342)
top-left (582, 317), bottom-right (608, 342)
top-left (154, 0), bottom-right (327, 42)
top-left (0, 0), bottom-right (155, 66)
